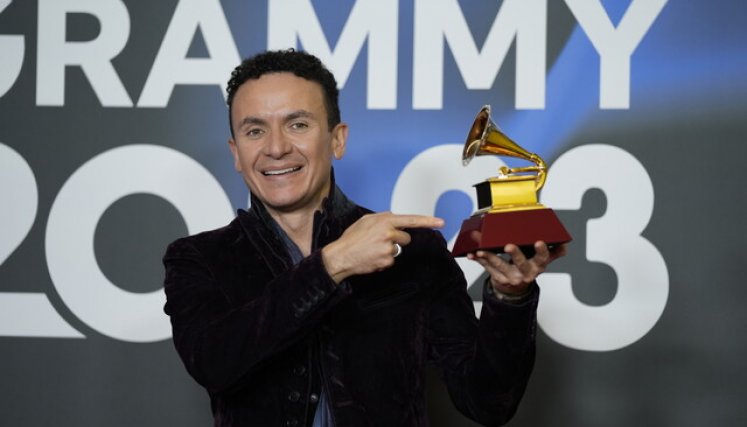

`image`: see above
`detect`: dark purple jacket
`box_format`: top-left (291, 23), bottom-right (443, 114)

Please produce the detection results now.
top-left (163, 184), bottom-right (538, 427)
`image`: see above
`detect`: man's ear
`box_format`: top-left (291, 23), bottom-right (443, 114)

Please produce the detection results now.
top-left (228, 138), bottom-right (241, 171)
top-left (331, 123), bottom-right (349, 160)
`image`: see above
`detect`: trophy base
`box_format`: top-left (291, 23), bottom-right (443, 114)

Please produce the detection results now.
top-left (451, 208), bottom-right (572, 257)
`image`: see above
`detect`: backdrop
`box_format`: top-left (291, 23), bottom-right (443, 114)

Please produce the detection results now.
top-left (1, 0), bottom-right (745, 426)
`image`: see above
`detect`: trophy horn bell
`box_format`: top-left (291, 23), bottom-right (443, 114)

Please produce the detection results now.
top-left (462, 105), bottom-right (547, 190)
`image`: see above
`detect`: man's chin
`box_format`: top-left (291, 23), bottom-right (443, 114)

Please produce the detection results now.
top-left (261, 195), bottom-right (311, 214)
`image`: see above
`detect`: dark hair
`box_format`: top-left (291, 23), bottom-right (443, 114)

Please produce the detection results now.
top-left (226, 49), bottom-right (341, 136)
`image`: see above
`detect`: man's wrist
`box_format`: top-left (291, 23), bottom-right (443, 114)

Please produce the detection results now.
top-left (486, 280), bottom-right (532, 303)
top-left (321, 243), bottom-right (348, 284)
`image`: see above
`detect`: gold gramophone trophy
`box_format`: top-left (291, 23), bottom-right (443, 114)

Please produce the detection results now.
top-left (452, 105), bottom-right (572, 257)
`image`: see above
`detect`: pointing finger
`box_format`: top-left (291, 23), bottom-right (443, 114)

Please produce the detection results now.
top-left (388, 214), bottom-right (445, 230)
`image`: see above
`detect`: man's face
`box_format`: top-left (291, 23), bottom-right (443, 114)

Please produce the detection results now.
top-left (228, 72), bottom-right (347, 216)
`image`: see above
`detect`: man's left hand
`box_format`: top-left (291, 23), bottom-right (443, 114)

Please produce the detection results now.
top-left (467, 236), bottom-right (567, 298)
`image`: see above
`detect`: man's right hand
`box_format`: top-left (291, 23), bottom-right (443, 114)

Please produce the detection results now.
top-left (321, 212), bottom-right (444, 284)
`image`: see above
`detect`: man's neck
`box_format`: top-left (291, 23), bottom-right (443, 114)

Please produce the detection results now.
top-left (267, 206), bottom-right (319, 256)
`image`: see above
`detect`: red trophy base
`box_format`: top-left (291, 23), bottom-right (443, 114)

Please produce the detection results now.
top-left (452, 208), bottom-right (572, 257)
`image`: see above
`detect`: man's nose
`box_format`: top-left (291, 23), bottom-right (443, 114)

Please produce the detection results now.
top-left (264, 130), bottom-right (292, 158)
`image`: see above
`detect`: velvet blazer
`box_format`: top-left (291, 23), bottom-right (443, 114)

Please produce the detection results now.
top-left (163, 184), bottom-right (539, 427)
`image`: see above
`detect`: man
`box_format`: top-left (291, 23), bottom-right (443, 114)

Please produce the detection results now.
top-left (163, 49), bottom-right (566, 427)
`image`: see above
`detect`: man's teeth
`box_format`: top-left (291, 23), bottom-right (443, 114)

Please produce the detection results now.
top-left (264, 166), bottom-right (301, 176)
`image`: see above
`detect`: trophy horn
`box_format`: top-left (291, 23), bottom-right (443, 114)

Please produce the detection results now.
top-left (462, 105), bottom-right (547, 190)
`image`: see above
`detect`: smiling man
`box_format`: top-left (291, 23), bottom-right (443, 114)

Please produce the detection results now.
top-left (163, 49), bottom-right (566, 427)
top-left (227, 69), bottom-right (348, 256)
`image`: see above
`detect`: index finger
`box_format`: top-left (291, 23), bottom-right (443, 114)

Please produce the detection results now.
top-left (388, 214), bottom-right (445, 230)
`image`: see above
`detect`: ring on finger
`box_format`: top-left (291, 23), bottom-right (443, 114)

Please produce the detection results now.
top-left (393, 243), bottom-right (403, 258)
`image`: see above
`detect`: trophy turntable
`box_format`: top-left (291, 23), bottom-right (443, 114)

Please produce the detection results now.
top-left (451, 105), bottom-right (572, 257)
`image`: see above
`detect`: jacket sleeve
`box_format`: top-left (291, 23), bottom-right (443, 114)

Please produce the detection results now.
top-left (425, 236), bottom-right (538, 426)
top-left (162, 237), bottom-right (351, 395)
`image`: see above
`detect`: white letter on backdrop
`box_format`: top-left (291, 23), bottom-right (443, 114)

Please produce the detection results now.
top-left (413, 0), bottom-right (546, 109)
top-left (538, 144), bottom-right (669, 351)
top-left (138, 0), bottom-right (240, 107)
top-left (0, 143), bottom-right (84, 338)
top-left (45, 145), bottom-right (233, 342)
top-left (268, 0), bottom-right (398, 109)
top-left (36, 0), bottom-right (132, 106)
top-left (0, 0), bottom-right (25, 98)
top-left (565, 0), bottom-right (668, 108)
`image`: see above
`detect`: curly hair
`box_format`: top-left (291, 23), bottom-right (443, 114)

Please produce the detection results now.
top-left (226, 49), bottom-right (341, 136)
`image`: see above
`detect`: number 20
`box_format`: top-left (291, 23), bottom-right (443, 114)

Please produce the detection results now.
top-left (0, 143), bottom-right (233, 342)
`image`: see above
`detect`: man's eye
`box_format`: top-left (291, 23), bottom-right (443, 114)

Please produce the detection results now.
top-left (290, 122), bottom-right (309, 130)
top-left (246, 128), bottom-right (263, 137)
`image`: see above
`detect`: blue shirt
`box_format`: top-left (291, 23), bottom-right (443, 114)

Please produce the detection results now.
top-left (272, 220), bottom-right (332, 427)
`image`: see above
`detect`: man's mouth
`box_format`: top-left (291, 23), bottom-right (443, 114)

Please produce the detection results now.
top-left (262, 166), bottom-right (302, 176)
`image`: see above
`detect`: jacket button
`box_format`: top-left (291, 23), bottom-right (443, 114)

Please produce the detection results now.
top-left (285, 418), bottom-right (298, 427)
top-left (288, 391), bottom-right (301, 402)
top-left (309, 393), bottom-right (319, 403)
top-left (293, 365), bottom-right (306, 376)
